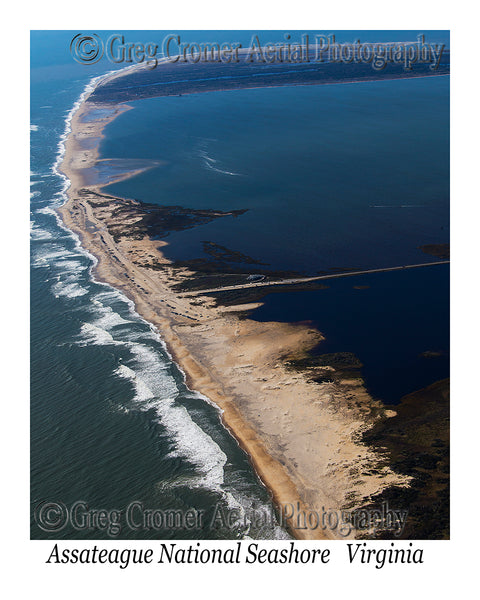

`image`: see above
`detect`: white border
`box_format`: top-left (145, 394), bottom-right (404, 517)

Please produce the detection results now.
top-left (3, 2), bottom-right (477, 597)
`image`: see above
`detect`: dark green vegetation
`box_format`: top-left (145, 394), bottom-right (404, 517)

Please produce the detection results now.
top-left (88, 50), bottom-right (450, 105)
top-left (359, 378), bottom-right (450, 539)
top-left (80, 189), bottom-right (246, 242)
top-left (201, 241), bottom-right (267, 266)
top-left (80, 189), bottom-right (450, 540)
top-left (170, 241), bottom-right (282, 287)
top-left (419, 243), bottom-right (450, 259)
top-left (286, 351), bottom-right (363, 384)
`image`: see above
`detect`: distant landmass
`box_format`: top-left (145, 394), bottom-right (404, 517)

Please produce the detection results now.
top-left (89, 48), bottom-right (450, 104)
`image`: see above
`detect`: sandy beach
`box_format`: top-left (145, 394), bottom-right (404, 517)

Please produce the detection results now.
top-left (57, 93), bottom-right (411, 540)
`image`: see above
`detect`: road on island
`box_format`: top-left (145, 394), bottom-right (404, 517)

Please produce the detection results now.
top-left (179, 260), bottom-right (450, 297)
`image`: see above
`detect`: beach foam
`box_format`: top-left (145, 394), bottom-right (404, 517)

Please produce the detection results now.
top-left (30, 67), bottom-right (289, 540)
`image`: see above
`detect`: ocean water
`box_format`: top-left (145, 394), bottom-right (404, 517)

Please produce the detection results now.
top-left (31, 31), bottom-right (449, 540)
top-left (31, 31), bottom-right (289, 540)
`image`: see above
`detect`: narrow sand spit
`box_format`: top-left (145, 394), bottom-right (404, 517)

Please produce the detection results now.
top-left (57, 96), bottom-right (410, 540)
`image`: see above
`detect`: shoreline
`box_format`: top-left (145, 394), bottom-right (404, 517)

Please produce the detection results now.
top-left (57, 87), bottom-right (412, 540)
